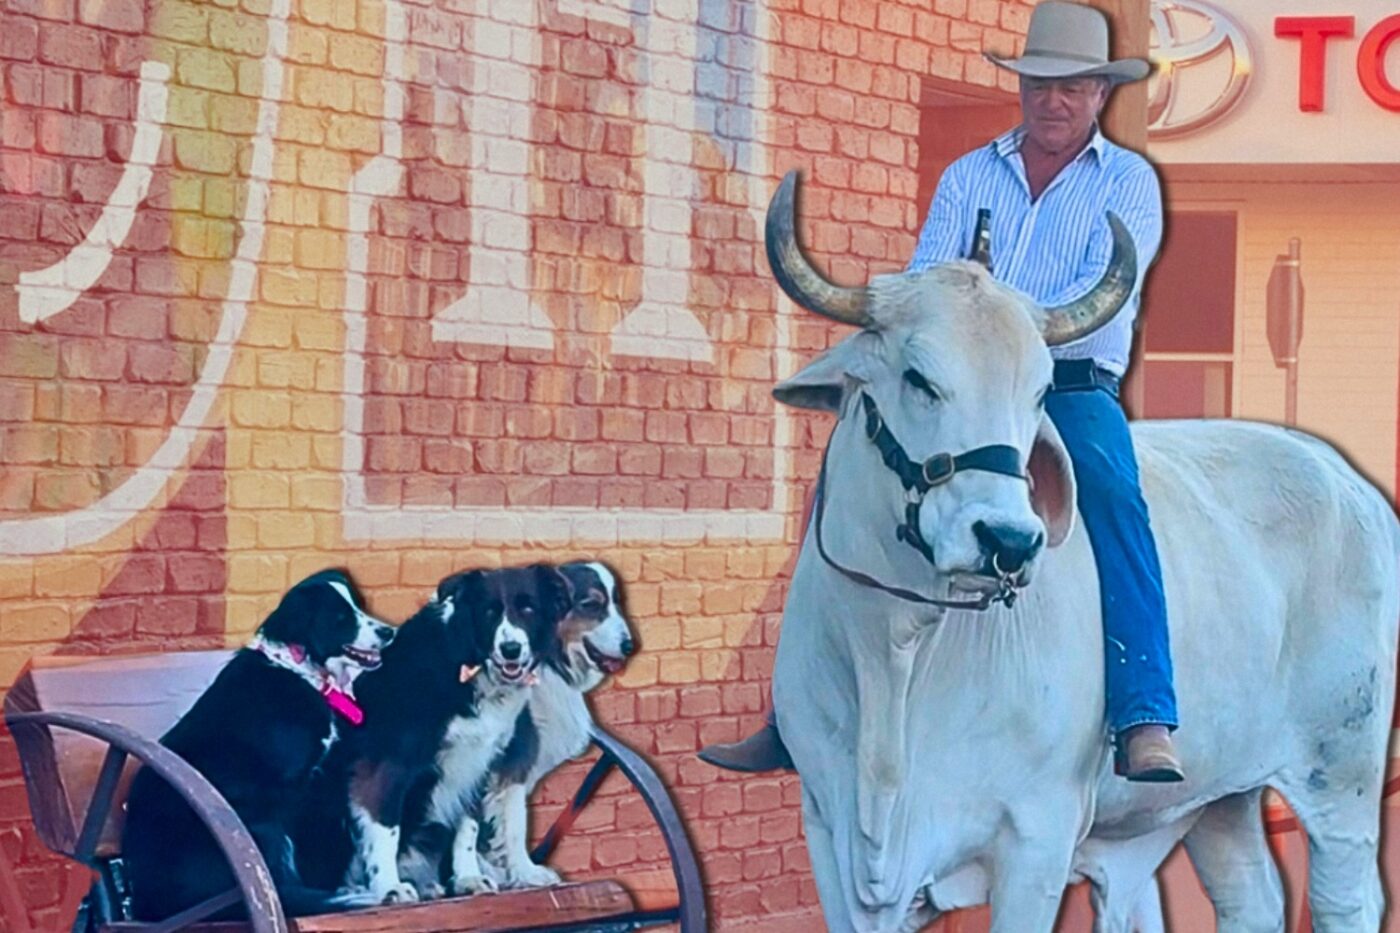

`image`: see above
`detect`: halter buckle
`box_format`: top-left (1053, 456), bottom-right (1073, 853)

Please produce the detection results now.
top-left (921, 453), bottom-right (955, 486)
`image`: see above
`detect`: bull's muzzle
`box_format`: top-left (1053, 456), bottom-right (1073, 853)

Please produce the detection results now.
top-left (972, 520), bottom-right (1045, 576)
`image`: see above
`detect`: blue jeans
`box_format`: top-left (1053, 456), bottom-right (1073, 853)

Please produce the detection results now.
top-left (1044, 384), bottom-right (1179, 736)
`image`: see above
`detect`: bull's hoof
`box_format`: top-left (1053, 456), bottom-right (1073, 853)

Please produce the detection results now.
top-left (856, 867), bottom-right (902, 910)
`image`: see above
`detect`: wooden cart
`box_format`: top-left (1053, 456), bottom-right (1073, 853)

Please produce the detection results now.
top-left (4, 652), bottom-right (706, 933)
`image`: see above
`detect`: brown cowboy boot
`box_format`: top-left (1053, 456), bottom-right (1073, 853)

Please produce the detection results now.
top-left (698, 711), bottom-right (794, 772)
top-left (1121, 724), bottom-right (1185, 783)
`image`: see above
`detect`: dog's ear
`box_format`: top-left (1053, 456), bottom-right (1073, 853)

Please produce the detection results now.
top-left (556, 562), bottom-right (582, 600)
top-left (301, 603), bottom-right (357, 664)
top-left (326, 567), bottom-right (365, 609)
top-left (437, 570), bottom-right (480, 606)
top-left (258, 586), bottom-right (308, 647)
top-left (438, 570), bottom-right (496, 668)
top-left (533, 564), bottom-right (572, 621)
top-left (291, 567), bottom-right (363, 607)
top-left (259, 577), bottom-right (357, 662)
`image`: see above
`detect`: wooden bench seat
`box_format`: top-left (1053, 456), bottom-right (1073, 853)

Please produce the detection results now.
top-left (5, 652), bottom-right (704, 933)
top-left (98, 881), bottom-right (634, 932)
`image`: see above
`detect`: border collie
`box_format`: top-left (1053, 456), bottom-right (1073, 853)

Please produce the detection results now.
top-left (296, 565), bottom-right (566, 903)
top-left (478, 561), bottom-right (635, 888)
top-left (396, 564), bottom-right (569, 898)
top-left (123, 569), bottom-right (394, 921)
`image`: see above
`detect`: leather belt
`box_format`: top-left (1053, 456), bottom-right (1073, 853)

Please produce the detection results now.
top-left (1052, 358), bottom-right (1121, 396)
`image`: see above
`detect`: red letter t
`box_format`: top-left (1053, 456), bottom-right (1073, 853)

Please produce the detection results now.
top-left (1275, 16), bottom-right (1355, 112)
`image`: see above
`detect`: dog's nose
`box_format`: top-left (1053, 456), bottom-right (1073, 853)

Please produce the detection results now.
top-left (972, 520), bottom-right (1044, 575)
top-left (620, 638), bottom-right (635, 656)
top-left (375, 623), bottom-right (395, 643)
top-left (499, 641), bottom-right (523, 661)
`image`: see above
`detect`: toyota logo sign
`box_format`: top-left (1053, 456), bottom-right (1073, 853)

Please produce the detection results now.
top-left (1148, 0), bottom-right (1254, 139)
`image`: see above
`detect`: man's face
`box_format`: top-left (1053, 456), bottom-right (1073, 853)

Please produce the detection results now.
top-left (1019, 76), bottom-right (1109, 154)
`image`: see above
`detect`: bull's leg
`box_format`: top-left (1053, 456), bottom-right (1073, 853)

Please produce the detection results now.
top-left (988, 843), bottom-right (1076, 933)
top-left (1081, 818), bottom-right (1191, 933)
top-left (800, 785), bottom-right (863, 933)
top-left (1299, 826), bottom-right (1382, 932)
top-left (1277, 783), bottom-right (1383, 933)
top-left (852, 644), bottom-right (915, 908)
top-left (1090, 878), bottom-right (1166, 933)
top-left (1181, 790), bottom-right (1284, 933)
top-left (1127, 880), bottom-right (1164, 933)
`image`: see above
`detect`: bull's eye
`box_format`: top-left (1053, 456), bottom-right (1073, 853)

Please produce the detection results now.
top-left (903, 369), bottom-right (942, 402)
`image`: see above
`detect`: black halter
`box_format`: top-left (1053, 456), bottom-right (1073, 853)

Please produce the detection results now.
top-left (859, 393), bottom-right (1025, 494)
top-left (811, 393), bottom-right (1029, 611)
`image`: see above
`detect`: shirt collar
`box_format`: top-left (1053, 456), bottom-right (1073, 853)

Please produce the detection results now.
top-left (992, 124), bottom-right (1107, 163)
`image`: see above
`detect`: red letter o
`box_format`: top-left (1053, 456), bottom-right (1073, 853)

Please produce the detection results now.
top-left (1358, 14), bottom-right (1400, 111)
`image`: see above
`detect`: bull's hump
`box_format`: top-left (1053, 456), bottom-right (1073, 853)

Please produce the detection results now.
top-left (1131, 417), bottom-right (1331, 473)
top-left (1131, 418), bottom-right (1366, 534)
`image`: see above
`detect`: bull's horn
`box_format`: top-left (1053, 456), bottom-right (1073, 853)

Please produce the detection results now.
top-left (1041, 213), bottom-right (1138, 346)
top-left (765, 171), bottom-right (873, 328)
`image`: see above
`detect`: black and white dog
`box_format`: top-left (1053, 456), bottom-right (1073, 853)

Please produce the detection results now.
top-left (397, 564), bottom-right (570, 898)
top-left (296, 564), bottom-right (567, 902)
top-left (123, 569), bottom-right (394, 921)
top-left (478, 561), bottom-right (635, 888)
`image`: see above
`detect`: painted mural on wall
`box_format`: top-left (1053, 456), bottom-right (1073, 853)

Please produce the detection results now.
top-left (0, 0), bottom-right (794, 573)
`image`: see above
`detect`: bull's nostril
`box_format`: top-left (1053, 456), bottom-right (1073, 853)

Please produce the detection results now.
top-left (974, 523), bottom-right (1043, 575)
top-left (621, 638), bottom-right (635, 656)
top-left (500, 641), bottom-right (523, 661)
top-left (972, 520), bottom-right (996, 553)
top-left (993, 549), bottom-right (1029, 574)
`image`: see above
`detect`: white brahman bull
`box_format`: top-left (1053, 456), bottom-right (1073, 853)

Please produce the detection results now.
top-left (765, 172), bottom-right (1400, 933)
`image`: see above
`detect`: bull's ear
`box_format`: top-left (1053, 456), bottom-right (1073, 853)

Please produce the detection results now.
top-left (1029, 415), bottom-right (1076, 547)
top-left (773, 341), bottom-right (866, 411)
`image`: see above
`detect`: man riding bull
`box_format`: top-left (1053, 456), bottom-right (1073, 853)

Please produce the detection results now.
top-left (701, 0), bottom-right (1183, 782)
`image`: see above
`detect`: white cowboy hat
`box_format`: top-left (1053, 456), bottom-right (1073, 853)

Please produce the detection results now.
top-left (985, 1), bottom-right (1150, 85)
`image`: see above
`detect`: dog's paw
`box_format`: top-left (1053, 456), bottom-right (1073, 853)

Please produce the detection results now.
top-left (379, 882), bottom-right (420, 905)
top-left (450, 873), bottom-right (498, 897)
top-left (481, 858), bottom-right (509, 889)
top-left (508, 862), bottom-right (562, 888)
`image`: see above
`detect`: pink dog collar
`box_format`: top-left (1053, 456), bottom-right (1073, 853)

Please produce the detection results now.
top-left (249, 636), bottom-right (366, 726)
top-left (320, 683), bottom-right (365, 725)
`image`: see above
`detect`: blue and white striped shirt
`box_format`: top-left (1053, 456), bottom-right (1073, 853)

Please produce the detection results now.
top-left (906, 125), bottom-right (1163, 376)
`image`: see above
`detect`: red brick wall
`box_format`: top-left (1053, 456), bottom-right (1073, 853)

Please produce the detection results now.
top-left (0, 0), bottom-right (1034, 927)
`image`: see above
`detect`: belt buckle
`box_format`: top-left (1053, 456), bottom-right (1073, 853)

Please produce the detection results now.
top-left (1053, 359), bottom-right (1095, 392)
